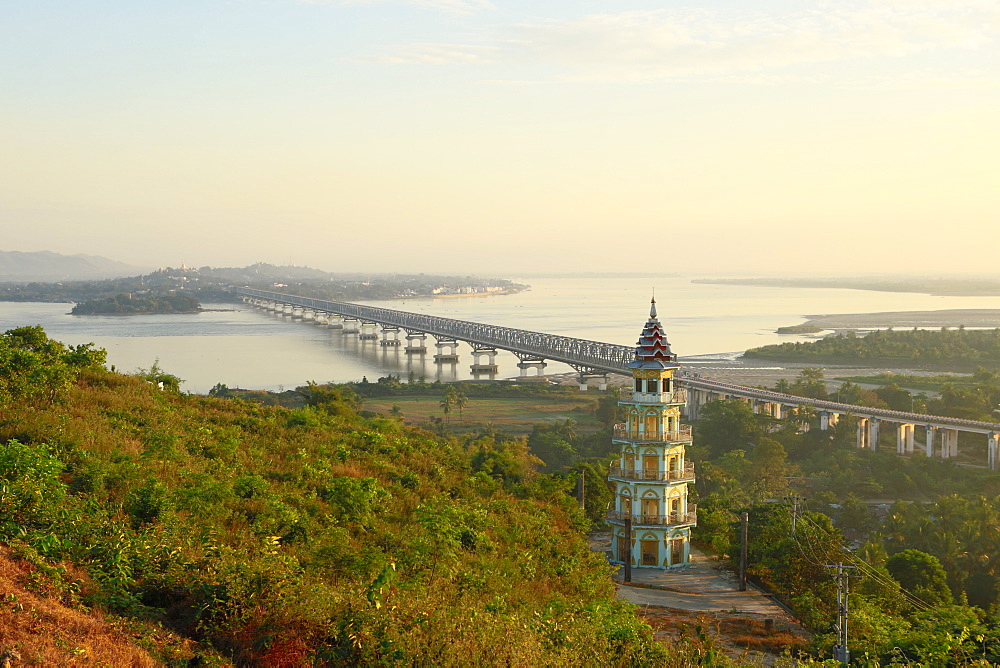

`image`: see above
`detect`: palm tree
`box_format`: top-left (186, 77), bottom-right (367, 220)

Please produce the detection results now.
top-left (439, 393), bottom-right (454, 423)
top-left (453, 389), bottom-right (469, 421)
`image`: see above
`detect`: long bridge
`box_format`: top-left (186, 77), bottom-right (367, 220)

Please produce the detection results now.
top-left (236, 287), bottom-right (1000, 470)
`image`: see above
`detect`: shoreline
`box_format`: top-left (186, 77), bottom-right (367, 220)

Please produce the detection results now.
top-left (786, 309), bottom-right (1000, 331)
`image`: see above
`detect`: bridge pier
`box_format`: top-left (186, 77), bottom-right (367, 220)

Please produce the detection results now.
top-left (572, 366), bottom-right (608, 391)
top-left (433, 337), bottom-right (460, 363)
top-left (342, 317), bottom-right (360, 333)
top-left (404, 331), bottom-right (428, 354)
top-left (897, 423), bottom-right (916, 454)
top-left (989, 433), bottom-right (1000, 471)
top-left (326, 314), bottom-right (344, 329)
top-left (470, 346), bottom-right (499, 374)
top-left (380, 326), bottom-right (401, 346)
top-left (359, 321), bottom-right (378, 341)
top-left (925, 425), bottom-right (936, 458)
top-left (515, 354), bottom-right (547, 378)
top-left (857, 417), bottom-right (880, 450)
top-left (941, 428), bottom-right (959, 459)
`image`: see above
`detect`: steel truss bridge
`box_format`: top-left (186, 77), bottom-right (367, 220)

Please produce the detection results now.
top-left (236, 287), bottom-right (1000, 469)
top-left (236, 287), bottom-right (634, 376)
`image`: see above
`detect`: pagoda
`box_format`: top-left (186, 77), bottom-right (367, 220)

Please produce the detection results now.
top-left (607, 298), bottom-right (696, 569)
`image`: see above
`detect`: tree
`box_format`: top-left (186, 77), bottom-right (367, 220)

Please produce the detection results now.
top-left (885, 549), bottom-right (952, 608)
top-left (696, 399), bottom-right (767, 457)
top-left (452, 389), bottom-right (469, 421)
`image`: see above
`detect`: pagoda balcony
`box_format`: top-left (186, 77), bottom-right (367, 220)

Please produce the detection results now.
top-left (628, 389), bottom-right (687, 405)
top-left (613, 424), bottom-right (692, 444)
top-left (606, 506), bottom-right (697, 528)
top-left (608, 462), bottom-right (695, 483)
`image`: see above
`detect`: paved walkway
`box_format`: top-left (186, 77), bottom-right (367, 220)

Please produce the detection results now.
top-left (591, 534), bottom-right (795, 618)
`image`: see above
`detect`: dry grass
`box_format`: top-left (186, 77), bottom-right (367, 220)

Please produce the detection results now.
top-left (0, 545), bottom-right (207, 666)
top-left (362, 395), bottom-right (600, 435)
top-left (636, 605), bottom-right (808, 664)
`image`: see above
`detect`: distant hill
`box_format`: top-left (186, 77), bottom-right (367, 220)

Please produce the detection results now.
top-left (0, 250), bottom-right (146, 281)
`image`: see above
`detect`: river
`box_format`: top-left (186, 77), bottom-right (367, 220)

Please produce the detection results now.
top-left (3, 275), bottom-right (1000, 394)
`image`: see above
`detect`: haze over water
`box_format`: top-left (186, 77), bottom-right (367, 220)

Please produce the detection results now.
top-left (5, 275), bottom-right (1000, 394)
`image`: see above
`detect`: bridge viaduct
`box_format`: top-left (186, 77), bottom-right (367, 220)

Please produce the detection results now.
top-left (236, 287), bottom-right (1000, 470)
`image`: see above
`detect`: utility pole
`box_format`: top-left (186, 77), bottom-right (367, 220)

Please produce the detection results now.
top-left (825, 562), bottom-right (856, 664)
top-left (785, 494), bottom-right (803, 535)
top-left (739, 512), bottom-right (749, 591)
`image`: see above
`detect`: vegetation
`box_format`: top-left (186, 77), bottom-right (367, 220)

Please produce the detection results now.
top-left (71, 294), bottom-right (201, 315)
top-left (0, 327), bottom-right (681, 665)
top-left (691, 374), bottom-right (1000, 663)
top-left (0, 263), bottom-right (525, 305)
top-left (775, 325), bottom-right (822, 334)
top-left (744, 326), bottom-right (1000, 368)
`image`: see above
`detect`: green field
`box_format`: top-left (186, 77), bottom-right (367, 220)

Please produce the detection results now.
top-left (362, 393), bottom-right (601, 435)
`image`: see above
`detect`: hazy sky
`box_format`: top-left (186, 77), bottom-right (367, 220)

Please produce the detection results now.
top-left (2, 1), bottom-right (998, 276)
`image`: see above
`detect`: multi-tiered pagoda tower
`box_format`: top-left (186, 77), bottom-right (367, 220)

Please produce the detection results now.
top-left (607, 299), bottom-right (696, 569)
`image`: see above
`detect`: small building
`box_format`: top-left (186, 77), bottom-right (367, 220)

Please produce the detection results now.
top-left (607, 298), bottom-right (697, 569)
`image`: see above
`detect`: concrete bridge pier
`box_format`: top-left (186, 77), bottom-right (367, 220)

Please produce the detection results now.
top-left (897, 424), bottom-right (916, 454)
top-left (359, 322), bottom-right (379, 341)
top-left (404, 331), bottom-right (428, 354)
top-left (292, 307), bottom-right (306, 320)
top-left (326, 314), bottom-right (344, 329)
top-left (989, 433), bottom-right (1000, 470)
top-left (281, 303), bottom-right (294, 316)
top-left (940, 429), bottom-right (959, 459)
top-left (379, 326), bottom-right (401, 346)
top-left (343, 317), bottom-right (360, 334)
top-left (571, 365), bottom-right (607, 391)
top-left (925, 425), bottom-right (936, 458)
top-left (857, 417), bottom-right (874, 449)
top-left (514, 354), bottom-right (547, 378)
top-left (433, 337), bottom-right (460, 363)
top-left (470, 346), bottom-right (499, 374)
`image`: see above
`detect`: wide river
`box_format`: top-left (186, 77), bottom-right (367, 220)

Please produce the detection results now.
top-left (3, 275), bottom-right (1000, 394)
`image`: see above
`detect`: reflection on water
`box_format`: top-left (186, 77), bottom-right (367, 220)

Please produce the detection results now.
top-left (4, 275), bottom-right (1000, 393)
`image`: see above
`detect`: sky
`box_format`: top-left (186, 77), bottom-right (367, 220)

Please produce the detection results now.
top-left (1, 0), bottom-right (998, 277)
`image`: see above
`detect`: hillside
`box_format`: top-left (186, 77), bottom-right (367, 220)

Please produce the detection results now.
top-left (0, 326), bottom-right (681, 666)
top-left (0, 250), bottom-right (145, 282)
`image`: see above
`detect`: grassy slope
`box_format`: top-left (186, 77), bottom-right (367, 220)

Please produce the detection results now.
top-left (0, 365), bottom-right (684, 666)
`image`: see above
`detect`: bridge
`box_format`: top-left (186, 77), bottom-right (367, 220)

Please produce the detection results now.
top-left (236, 287), bottom-right (1000, 470)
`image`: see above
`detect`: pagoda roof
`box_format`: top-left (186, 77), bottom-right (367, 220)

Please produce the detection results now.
top-left (626, 297), bottom-right (678, 369)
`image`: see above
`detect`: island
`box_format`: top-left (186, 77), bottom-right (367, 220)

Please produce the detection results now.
top-left (70, 293), bottom-right (201, 315)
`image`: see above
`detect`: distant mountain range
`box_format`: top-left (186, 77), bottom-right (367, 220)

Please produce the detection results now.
top-left (0, 251), bottom-right (147, 282)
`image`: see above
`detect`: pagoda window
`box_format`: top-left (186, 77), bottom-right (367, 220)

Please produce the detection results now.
top-left (664, 378), bottom-right (672, 393)
top-left (641, 497), bottom-right (658, 516)
top-left (647, 379), bottom-right (659, 394)
top-left (641, 540), bottom-right (658, 566)
top-left (620, 495), bottom-right (632, 515)
top-left (634, 379), bottom-right (642, 393)
top-left (642, 454), bottom-right (658, 473)
top-left (617, 534), bottom-right (629, 563)
top-left (644, 414), bottom-right (658, 435)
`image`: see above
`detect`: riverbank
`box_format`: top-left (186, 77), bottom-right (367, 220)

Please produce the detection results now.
top-left (791, 308), bottom-right (1000, 330)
